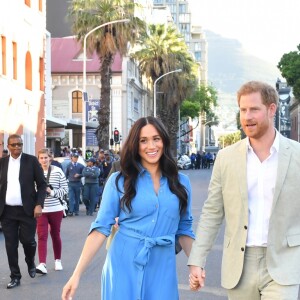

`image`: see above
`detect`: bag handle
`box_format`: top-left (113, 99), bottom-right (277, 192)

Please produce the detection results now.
top-left (46, 166), bottom-right (51, 183)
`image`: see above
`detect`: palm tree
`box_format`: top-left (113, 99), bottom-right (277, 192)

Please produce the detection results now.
top-left (132, 23), bottom-right (198, 155)
top-left (68, 0), bottom-right (145, 149)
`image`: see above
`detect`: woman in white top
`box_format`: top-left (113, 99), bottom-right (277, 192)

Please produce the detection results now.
top-left (36, 148), bottom-right (68, 274)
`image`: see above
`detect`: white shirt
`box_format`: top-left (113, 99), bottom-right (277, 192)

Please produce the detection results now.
top-left (6, 154), bottom-right (23, 206)
top-left (246, 133), bottom-right (279, 246)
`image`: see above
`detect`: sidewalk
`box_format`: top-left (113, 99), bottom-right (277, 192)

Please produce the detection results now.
top-left (0, 204), bottom-right (105, 299)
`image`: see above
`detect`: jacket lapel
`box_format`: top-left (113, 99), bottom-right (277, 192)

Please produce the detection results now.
top-left (272, 136), bottom-right (291, 210)
top-left (236, 140), bottom-right (248, 217)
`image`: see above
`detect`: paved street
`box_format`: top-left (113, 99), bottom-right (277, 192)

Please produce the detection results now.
top-left (0, 168), bottom-right (299, 299)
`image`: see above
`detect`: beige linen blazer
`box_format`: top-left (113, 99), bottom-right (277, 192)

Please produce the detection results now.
top-left (188, 134), bottom-right (300, 289)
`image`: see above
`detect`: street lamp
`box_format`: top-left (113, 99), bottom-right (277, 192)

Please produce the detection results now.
top-left (153, 69), bottom-right (182, 118)
top-left (82, 19), bottom-right (130, 158)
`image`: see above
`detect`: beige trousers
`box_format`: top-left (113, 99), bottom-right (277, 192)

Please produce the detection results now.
top-left (227, 247), bottom-right (299, 300)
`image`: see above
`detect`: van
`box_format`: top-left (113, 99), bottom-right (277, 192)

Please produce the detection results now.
top-left (204, 146), bottom-right (219, 154)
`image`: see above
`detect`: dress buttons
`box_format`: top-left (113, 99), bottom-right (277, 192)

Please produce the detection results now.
top-left (241, 247), bottom-right (245, 252)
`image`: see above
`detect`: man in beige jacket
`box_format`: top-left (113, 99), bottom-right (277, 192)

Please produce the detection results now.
top-left (188, 81), bottom-right (300, 299)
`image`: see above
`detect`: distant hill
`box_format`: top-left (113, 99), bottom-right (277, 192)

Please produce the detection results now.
top-left (205, 30), bottom-right (281, 128)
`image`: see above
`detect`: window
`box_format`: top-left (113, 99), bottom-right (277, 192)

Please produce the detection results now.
top-left (134, 98), bottom-right (139, 113)
top-left (39, 57), bottom-right (44, 90)
top-left (72, 90), bottom-right (82, 113)
top-left (179, 4), bottom-right (187, 13)
top-left (194, 51), bottom-right (201, 62)
top-left (25, 51), bottom-right (32, 90)
top-left (194, 42), bottom-right (201, 51)
top-left (39, 0), bottom-right (42, 11)
top-left (179, 13), bottom-right (190, 23)
top-left (12, 42), bottom-right (17, 80)
top-left (1, 36), bottom-right (6, 75)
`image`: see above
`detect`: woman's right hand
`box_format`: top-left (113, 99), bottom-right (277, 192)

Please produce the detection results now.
top-left (61, 275), bottom-right (80, 300)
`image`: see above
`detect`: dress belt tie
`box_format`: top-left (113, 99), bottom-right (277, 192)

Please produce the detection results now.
top-left (119, 228), bottom-right (174, 300)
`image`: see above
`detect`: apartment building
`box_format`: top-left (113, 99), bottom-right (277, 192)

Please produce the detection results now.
top-left (153, 0), bottom-right (207, 83)
top-left (0, 0), bottom-right (46, 155)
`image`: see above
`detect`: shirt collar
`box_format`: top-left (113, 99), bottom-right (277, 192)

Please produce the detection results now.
top-left (9, 153), bottom-right (22, 162)
top-left (246, 129), bottom-right (279, 153)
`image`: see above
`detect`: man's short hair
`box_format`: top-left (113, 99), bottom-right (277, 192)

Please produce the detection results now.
top-left (237, 81), bottom-right (278, 107)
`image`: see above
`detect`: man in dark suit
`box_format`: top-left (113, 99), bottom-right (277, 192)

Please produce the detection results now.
top-left (0, 134), bottom-right (47, 289)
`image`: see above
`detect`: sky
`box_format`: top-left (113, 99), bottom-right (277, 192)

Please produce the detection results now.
top-left (189, 0), bottom-right (300, 65)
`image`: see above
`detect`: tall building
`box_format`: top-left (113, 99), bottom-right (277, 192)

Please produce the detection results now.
top-left (153, 0), bottom-right (207, 83)
top-left (153, 0), bottom-right (209, 154)
top-left (0, 0), bottom-right (46, 154)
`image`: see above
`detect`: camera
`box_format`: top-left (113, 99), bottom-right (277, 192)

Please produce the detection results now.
top-left (46, 184), bottom-right (53, 196)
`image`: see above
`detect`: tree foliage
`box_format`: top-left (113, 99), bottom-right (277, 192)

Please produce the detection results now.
top-left (181, 84), bottom-right (218, 118)
top-left (277, 44), bottom-right (300, 100)
top-left (218, 131), bottom-right (241, 148)
top-left (68, 0), bottom-right (145, 149)
top-left (132, 23), bottom-right (198, 156)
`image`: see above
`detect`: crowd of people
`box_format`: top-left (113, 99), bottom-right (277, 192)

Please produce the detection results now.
top-left (0, 80), bottom-right (300, 300)
top-left (190, 151), bottom-right (216, 169)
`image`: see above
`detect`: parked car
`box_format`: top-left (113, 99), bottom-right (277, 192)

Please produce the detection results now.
top-left (177, 154), bottom-right (192, 170)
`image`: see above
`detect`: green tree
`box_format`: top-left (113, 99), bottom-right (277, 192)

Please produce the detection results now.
top-left (68, 0), bottom-right (145, 149)
top-left (277, 44), bottom-right (300, 100)
top-left (181, 84), bottom-right (218, 119)
top-left (132, 23), bottom-right (198, 156)
top-left (180, 84), bottom-right (218, 147)
top-left (218, 131), bottom-right (241, 148)
top-left (236, 110), bottom-right (246, 139)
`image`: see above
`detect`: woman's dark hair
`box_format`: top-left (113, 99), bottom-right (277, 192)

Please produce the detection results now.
top-left (116, 116), bottom-right (188, 214)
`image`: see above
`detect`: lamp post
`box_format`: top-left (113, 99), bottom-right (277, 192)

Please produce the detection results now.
top-left (82, 19), bottom-right (129, 158)
top-left (201, 118), bottom-right (215, 152)
top-left (153, 69), bottom-right (182, 118)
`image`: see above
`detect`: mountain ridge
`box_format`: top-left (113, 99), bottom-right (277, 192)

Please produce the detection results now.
top-left (205, 30), bottom-right (281, 127)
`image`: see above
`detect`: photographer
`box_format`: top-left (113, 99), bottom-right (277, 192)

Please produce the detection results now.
top-left (36, 149), bottom-right (68, 275)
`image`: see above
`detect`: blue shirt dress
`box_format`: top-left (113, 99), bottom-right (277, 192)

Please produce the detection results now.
top-left (89, 168), bottom-right (195, 300)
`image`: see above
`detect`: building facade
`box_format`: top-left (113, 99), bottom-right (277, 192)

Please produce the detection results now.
top-left (0, 0), bottom-right (46, 155)
top-left (51, 37), bottom-right (151, 154)
top-left (153, 0), bottom-right (209, 154)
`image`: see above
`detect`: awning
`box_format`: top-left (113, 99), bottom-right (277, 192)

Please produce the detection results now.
top-left (65, 119), bottom-right (98, 129)
top-left (46, 116), bottom-right (67, 128)
top-left (46, 116), bottom-right (98, 130)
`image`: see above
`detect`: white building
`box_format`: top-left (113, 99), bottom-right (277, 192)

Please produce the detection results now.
top-left (0, 0), bottom-right (47, 155)
top-left (50, 37), bottom-right (151, 155)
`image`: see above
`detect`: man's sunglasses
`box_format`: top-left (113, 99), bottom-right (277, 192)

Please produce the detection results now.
top-left (8, 143), bottom-right (23, 148)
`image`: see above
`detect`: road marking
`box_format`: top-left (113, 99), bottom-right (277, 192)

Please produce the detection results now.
top-left (178, 283), bottom-right (227, 297)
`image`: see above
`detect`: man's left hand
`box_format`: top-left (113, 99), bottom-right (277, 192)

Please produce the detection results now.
top-left (34, 205), bottom-right (42, 218)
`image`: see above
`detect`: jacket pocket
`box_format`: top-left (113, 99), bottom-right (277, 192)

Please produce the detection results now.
top-left (287, 234), bottom-right (300, 247)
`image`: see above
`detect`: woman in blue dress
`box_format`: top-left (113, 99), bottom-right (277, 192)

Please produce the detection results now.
top-left (62, 116), bottom-right (195, 300)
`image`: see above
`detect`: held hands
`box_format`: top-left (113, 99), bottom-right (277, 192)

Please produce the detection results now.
top-left (189, 265), bottom-right (206, 291)
top-left (61, 275), bottom-right (80, 300)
